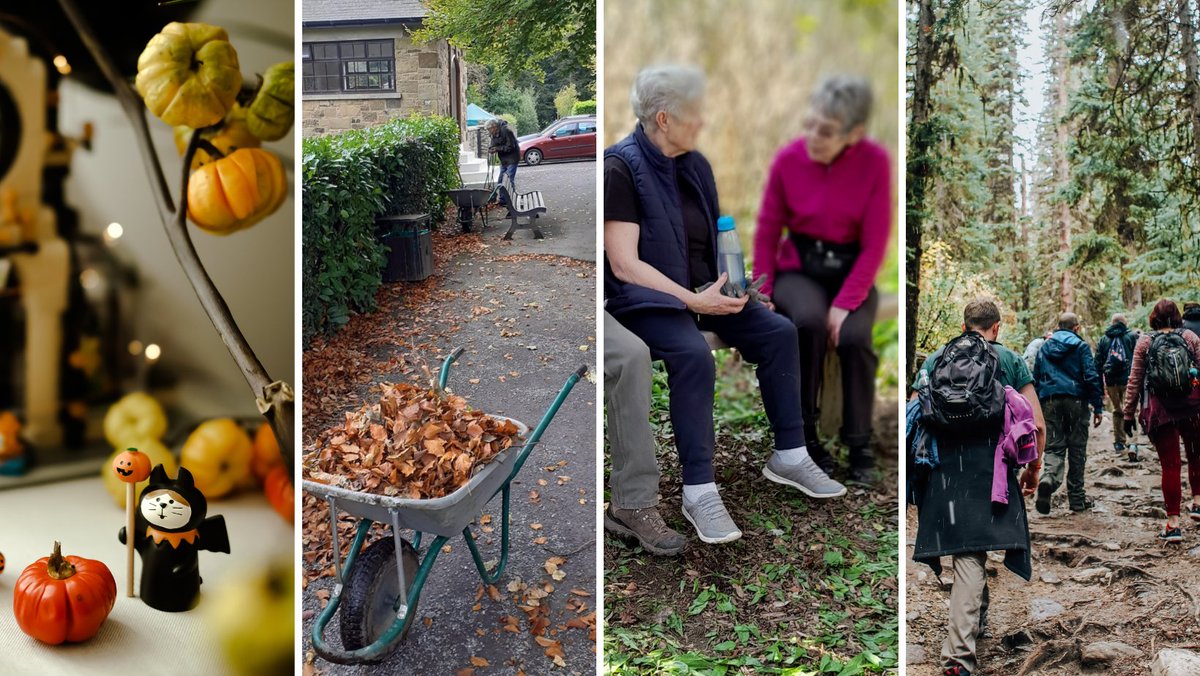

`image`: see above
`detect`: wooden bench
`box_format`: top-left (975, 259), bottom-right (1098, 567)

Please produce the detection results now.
top-left (499, 175), bottom-right (548, 240)
top-left (702, 292), bottom-right (898, 434)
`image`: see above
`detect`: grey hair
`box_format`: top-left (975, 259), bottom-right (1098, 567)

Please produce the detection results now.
top-left (630, 64), bottom-right (706, 126)
top-left (1112, 313), bottom-right (1126, 324)
top-left (810, 75), bottom-right (873, 130)
top-left (484, 119), bottom-right (499, 130)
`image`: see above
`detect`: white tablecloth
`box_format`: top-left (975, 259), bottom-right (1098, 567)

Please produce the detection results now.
top-left (0, 476), bottom-right (293, 674)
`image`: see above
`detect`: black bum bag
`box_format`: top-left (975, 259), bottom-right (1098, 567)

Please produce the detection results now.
top-left (791, 234), bottom-right (860, 280)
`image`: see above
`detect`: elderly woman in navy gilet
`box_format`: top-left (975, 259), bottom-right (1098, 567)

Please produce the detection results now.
top-left (603, 64), bottom-right (846, 547)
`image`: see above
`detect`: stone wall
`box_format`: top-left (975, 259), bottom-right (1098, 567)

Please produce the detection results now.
top-left (301, 24), bottom-right (463, 136)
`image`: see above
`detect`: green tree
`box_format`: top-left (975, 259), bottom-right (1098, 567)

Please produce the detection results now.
top-left (554, 84), bottom-right (578, 118)
top-left (413, 0), bottom-right (596, 81)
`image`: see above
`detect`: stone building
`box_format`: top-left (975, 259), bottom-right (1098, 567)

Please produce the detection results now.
top-left (301, 0), bottom-right (467, 137)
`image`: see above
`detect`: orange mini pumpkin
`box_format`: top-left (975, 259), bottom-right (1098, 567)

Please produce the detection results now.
top-left (112, 447), bottom-right (152, 484)
top-left (0, 551), bottom-right (6, 574)
top-left (0, 411), bottom-right (23, 460)
top-left (263, 464), bottom-right (293, 524)
top-left (186, 148), bottom-right (287, 235)
top-left (15, 542), bottom-right (116, 644)
top-left (251, 423), bottom-right (283, 483)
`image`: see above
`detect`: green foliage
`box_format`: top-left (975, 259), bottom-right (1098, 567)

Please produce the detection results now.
top-left (481, 79), bottom-right (540, 136)
top-left (412, 0), bottom-right (596, 81)
top-left (572, 99), bottom-right (597, 115)
top-left (497, 113), bottom-right (518, 132)
top-left (553, 84), bottom-right (578, 118)
top-left (301, 115), bottom-right (459, 343)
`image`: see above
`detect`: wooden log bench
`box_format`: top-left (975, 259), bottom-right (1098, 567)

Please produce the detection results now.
top-left (499, 175), bottom-right (548, 240)
top-left (702, 292), bottom-right (899, 434)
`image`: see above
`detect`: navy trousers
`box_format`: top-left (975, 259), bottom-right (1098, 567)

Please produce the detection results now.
top-left (617, 301), bottom-right (807, 485)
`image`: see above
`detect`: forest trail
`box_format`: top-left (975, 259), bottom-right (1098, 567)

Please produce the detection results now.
top-left (906, 411), bottom-right (1200, 675)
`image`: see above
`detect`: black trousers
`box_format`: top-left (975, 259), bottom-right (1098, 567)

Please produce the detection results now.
top-left (772, 272), bottom-right (878, 448)
top-left (617, 301), bottom-right (806, 485)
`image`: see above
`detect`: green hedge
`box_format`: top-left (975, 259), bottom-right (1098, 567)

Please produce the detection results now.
top-left (302, 115), bottom-right (460, 343)
top-left (572, 100), bottom-right (597, 115)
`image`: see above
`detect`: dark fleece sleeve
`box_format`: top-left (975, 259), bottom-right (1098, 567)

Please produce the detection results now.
top-left (1080, 343), bottom-right (1104, 413)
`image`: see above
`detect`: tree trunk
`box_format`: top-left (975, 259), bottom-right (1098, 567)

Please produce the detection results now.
top-left (1181, 0), bottom-right (1200, 167)
top-left (907, 0), bottom-right (937, 384)
top-left (1053, 8), bottom-right (1075, 312)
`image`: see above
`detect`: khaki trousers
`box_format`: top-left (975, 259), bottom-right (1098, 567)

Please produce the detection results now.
top-left (942, 551), bottom-right (989, 673)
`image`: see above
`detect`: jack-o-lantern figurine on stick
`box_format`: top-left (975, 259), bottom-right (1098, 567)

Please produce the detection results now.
top-left (118, 465), bottom-right (229, 611)
top-left (111, 447), bottom-right (151, 596)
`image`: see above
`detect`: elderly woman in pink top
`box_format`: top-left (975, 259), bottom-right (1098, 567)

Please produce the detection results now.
top-left (752, 76), bottom-right (892, 484)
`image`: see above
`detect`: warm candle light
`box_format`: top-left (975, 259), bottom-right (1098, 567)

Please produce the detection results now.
top-left (128, 340), bottom-right (144, 356)
top-left (105, 222), bottom-right (123, 240)
top-left (53, 55), bottom-right (71, 75)
top-left (145, 344), bottom-right (161, 361)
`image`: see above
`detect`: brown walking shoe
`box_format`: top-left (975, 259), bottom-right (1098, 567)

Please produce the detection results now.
top-left (604, 505), bottom-right (687, 555)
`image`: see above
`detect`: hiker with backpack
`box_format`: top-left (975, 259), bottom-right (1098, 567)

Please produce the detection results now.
top-left (1023, 331), bottom-right (1050, 372)
top-left (1095, 313), bottom-right (1139, 454)
top-left (1032, 312), bottom-right (1104, 515)
top-left (1122, 299), bottom-right (1200, 543)
top-left (1183, 302), bottom-right (1200, 336)
top-left (908, 299), bottom-right (1046, 676)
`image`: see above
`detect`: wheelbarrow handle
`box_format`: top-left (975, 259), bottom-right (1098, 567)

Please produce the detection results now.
top-left (438, 347), bottom-right (467, 391)
top-left (507, 364), bottom-right (589, 481)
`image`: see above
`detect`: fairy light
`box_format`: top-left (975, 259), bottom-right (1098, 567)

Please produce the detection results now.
top-left (105, 222), bottom-right (124, 241)
top-left (128, 340), bottom-right (144, 356)
top-left (145, 344), bottom-right (161, 361)
top-left (53, 55), bottom-right (71, 75)
top-left (79, 268), bottom-right (100, 290)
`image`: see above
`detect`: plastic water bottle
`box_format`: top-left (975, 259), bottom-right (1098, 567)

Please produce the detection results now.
top-left (715, 216), bottom-right (746, 294)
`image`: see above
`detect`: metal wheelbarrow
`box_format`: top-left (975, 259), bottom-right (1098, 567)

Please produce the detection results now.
top-left (306, 348), bottom-right (587, 664)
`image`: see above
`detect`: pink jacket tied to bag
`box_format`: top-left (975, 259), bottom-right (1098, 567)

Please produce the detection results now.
top-left (993, 385), bottom-right (1039, 504)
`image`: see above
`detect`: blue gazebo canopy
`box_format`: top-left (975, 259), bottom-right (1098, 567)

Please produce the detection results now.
top-left (466, 103), bottom-right (494, 127)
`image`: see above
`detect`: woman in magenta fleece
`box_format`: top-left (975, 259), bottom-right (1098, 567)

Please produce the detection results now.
top-left (752, 76), bottom-right (892, 484)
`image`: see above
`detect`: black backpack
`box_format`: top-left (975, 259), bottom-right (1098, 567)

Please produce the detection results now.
top-left (1104, 334), bottom-right (1131, 383)
top-left (1146, 330), bottom-right (1196, 398)
top-left (919, 331), bottom-right (1006, 431)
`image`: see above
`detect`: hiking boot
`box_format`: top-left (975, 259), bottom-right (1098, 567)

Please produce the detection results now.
top-left (1160, 523), bottom-right (1183, 544)
top-left (847, 445), bottom-right (877, 486)
top-left (1035, 482), bottom-right (1052, 515)
top-left (943, 666), bottom-right (971, 676)
top-left (763, 453), bottom-right (847, 498)
top-left (604, 505), bottom-right (687, 556)
top-left (1189, 504), bottom-right (1200, 523)
top-left (1070, 496), bottom-right (1096, 513)
top-left (681, 492), bottom-right (742, 544)
top-left (805, 442), bottom-right (837, 476)
top-left (1129, 444), bottom-right (1140, 462)
top-left (1114, 442), bottom-right (1125, 453)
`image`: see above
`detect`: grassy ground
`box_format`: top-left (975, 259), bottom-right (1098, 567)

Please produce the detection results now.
top-left (603, 354), bottom-right (899, 675)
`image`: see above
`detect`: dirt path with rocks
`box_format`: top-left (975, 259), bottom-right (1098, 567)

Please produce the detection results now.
top-left (906, 412), bottom-right (1200, 675)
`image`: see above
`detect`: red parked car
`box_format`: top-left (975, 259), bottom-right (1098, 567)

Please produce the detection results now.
top-left (517, 115), bottom-right (597, 165)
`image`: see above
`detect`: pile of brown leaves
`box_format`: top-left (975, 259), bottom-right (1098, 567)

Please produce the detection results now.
top-left (304, 382), bottom-right (522, 499)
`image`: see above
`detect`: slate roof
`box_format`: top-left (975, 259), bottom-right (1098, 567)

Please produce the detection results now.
top-left (302, 0), bottom-right (428, 26)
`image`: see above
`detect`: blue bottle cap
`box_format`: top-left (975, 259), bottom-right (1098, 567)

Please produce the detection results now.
top-left (716, 216), bottom-right (735, 232)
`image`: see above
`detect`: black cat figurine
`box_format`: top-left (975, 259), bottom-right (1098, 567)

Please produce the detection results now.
top-left (118, 465), bottom-right (230, 612)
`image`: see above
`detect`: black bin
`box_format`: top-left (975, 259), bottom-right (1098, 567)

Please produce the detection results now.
top-left (377, 213), bottom-right (433, 282)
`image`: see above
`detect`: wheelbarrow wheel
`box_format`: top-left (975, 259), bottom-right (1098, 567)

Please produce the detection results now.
top-left (339, 535), bottom-right (421, 658)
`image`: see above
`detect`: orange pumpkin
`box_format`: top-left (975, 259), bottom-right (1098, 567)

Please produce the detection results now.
top-left (174, 103), bottom-right (262, 170)
top-left (15, 542), bottom-right (116, 644)
top-left (186, 148), bottom-right (287, 235)
top-left (180, 418), bottom-right (252, 499)
top-left (111, 447), bottom-right (152, 484)
top-left (0, 551), bottom-right (6, 574)
top-left (251, 423), bottom-right (283, 482)
top-left (263, 464), bottom-right (293, 524)
top-left (0, 411), bottom-right (22, 460)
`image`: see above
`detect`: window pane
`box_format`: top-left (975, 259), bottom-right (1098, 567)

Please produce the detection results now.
top-left (302, 43), bottom-right (311, 58)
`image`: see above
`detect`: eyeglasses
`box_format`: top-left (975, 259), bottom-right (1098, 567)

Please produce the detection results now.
top-left (802, 116), bottom-right (845, 141)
